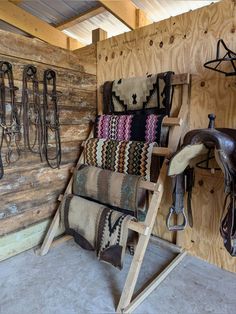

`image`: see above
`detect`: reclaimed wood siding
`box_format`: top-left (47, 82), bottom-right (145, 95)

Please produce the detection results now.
top-left (0, 31), bottom-right (96, 236)
top-left (96, 0), bottom-right (236, 272)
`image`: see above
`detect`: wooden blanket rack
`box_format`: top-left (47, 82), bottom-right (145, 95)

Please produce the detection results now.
top-left (37, 73), bottom-right (191, 313)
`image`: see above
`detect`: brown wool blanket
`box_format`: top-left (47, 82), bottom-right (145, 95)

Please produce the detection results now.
top-left (62, 195), bottom-right (136, 269)
top-left (73, 165), bottom-right (147, 220)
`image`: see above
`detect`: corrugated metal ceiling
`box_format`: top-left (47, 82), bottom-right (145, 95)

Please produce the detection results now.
top-left (0, 20), bottom-right (29, 37)
top-left (132, 0), bottom-right (219, 22)
top-left (19, 0), bottom-right (100, 25)
top-left (63, 11), bottom-right (130, 45)
top-left (0, 0), bottom-right (220, 46)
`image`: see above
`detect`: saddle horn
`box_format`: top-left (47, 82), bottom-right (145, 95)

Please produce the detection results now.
top-left (208, 113), bottom-right (216, 129)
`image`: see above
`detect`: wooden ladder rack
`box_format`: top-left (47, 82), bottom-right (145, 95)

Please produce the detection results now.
top-left (36, 73), bottom-right (191, 313)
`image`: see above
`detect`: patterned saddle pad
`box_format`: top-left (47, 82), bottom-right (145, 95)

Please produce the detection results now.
top-left (94, 113), bottom-right (165, 144)
top-left (62, 195), bottom-right (136, 269)
top-left (73, 165), bottom-right (147, 221)
top-left (103, 72), bottom-right (174, 115)
top-left (84, 138), bottom-right (157, 181)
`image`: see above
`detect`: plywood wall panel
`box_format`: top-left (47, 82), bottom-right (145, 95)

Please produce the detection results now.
top-left (97, 0), bottom-right (236, 271)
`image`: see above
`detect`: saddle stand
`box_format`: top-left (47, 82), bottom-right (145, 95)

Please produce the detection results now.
top-left (37, 73), bottom-right (191, 313)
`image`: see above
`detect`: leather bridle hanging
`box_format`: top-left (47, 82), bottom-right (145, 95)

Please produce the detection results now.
top-left (43, 69), bottom-right (61, 169)
top-left (0, 61), bottom-right (21, 179)
top-left (22, 64), bottom-right (43, 159)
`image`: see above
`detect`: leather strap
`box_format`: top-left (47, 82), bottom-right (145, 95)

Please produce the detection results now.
top-left (43, 69), bottom-right (61, 169)
top-left (22, 65), bottom-right (43, 159)
top-left (0, 61), bottom-right (21, 178)
top-left (220, 192), bottom-right (236, 256)
top-left (167, 173), bottom-right (187, 231)
top-left (186, 168), bottom-right (195, 228)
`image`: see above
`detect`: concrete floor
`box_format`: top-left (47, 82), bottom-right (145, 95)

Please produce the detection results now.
top-left (0, 240), bottom-right (235, 314)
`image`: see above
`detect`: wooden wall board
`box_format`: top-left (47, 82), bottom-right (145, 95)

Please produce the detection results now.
top-left (0, 219), bottom-right (64, 262)
top-left (0, 29), bottom-right (97, 258)
top-left (74, 44), bottom-right (97, 75)
top-left (0, 203), bottom-right (56, 236)
top-left (96, 0), bottom-right (236, 271)
top-left (0, 30), bottom-right (84, 72)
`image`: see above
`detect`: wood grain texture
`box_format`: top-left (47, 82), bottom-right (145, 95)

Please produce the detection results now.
top-left (0, 30), bottom-right (84, 71)
top-left (0, 30), bottom-right (96, 244)
top-left (0, 219), bottom-right (64, 262)
top-left (97, 0), bottom-right (236, 272)
top-left (74, 44), bottom-right (97, 75)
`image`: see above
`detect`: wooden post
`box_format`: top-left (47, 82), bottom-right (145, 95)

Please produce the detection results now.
top-left (92, 28), bottom-right (107, 44)
top-left (135, 9), bottom-right (151, 28)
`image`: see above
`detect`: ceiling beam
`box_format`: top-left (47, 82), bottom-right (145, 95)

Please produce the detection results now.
top-left (0, 0), bottom-right (83, 50)
top-left (98, 0), bottom-right (151, 30)
top-left (56, 6), bottom-right (106, 31)
top-left (9, 0), bottom-right (22, 4)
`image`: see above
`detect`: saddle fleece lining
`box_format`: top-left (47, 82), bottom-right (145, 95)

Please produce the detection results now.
top-left (168, 143), bottom-right (208, 176)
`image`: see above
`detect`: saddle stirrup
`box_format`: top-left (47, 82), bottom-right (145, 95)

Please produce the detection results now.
top-left (166, 206), bottom-right (187, 231)
top-left (167, 173), bottom-right (188, 231)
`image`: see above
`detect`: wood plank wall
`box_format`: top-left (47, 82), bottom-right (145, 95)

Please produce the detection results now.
top-left (96, 0), bottom-right (236, 272)
top-left (0, 31), bottom-right (96, 258)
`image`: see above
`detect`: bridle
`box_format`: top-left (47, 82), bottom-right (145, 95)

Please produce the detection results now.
top-left (43, 69), bottom-right (61, 169)
top-left (22, 64), bottom-right (43, 159)
top-left (0, 61), bottom-right (21, 178)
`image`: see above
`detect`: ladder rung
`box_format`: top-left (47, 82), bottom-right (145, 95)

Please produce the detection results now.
top-left (58, 194), bottom-right (64, 202)
top-left (171, 73), bottom-right (190, 85)
top-left (162, 117), bottom-right (182, 126)
top-left (139, 180), bottom-right (156, 191)
top-left (128, 221), bottom-right (149, 235)
top-left (152, 147), bottom-right (171, 156)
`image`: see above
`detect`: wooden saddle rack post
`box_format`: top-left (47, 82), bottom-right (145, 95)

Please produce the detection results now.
top-left (37, 73), bottom-right (191, 313)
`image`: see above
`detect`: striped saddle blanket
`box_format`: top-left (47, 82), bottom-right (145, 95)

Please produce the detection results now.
top-left (94, 113), bottom-right (165, 144)
top-left (84, 138), bottom-right (157, 181)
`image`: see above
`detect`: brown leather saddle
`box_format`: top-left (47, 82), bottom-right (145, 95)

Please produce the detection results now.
top-left (167, 114), bottom-right (236, 256)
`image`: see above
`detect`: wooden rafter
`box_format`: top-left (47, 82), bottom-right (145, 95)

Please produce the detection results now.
top-left (9, 0), bottom-right (22, 4)
top-left (56, 6), bottom-right (106, 31)
top-left (98, 0), bottom-right (151, 30)
top-left (0, 0), bottom-right (83, 50)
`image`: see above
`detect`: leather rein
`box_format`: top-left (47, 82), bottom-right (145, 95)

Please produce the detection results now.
top-left (0, 61), bottom-right (21, 179)
top-left (43, 69), bottom-right (61, 169)
top-left (22, 65), bottom-right (43, 159)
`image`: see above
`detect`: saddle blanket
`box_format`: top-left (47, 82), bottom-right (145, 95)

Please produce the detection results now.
top-left (62, 195), bottom-right (136, 269)
top-left (94, 113), bottom-right (165, 144)
top-left (103, 72), bottom-right (174, 115)
top-left (73, 165), bottom-right (146, 220)
top-left (84, 138), bottom-right (157, 181)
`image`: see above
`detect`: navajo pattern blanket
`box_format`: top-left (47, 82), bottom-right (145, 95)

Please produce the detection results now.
top-left (84, 138), bottom-right (157, 181)
top-left (103, 72), bottom-right (174, 115)
top-left (73, 165), bottom-right (146, 220)
top-left (62, 195), bottom-right (135, 269)
top-left (94, 113), bottom-right (165, 144)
